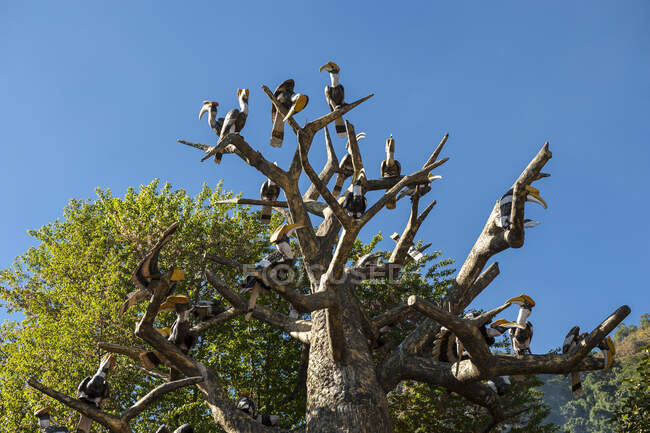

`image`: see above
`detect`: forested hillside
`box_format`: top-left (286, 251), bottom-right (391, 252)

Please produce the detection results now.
top-left (540, 315), bottom-right (650, 432)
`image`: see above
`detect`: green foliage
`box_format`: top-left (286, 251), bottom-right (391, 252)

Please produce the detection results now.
top-left (389, 377), bottom-right (559, 433)
top-left (612, 345), bottom-right (650, 432)
top-left (0, 180), bottom-right (569, 432)
top-left (540, 319), bottom-right (650, 433)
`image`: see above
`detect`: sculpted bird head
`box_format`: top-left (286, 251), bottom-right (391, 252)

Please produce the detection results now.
top-left (319, 61), bottom-right (340, 73)
top-left (385, 134), bottom-right (395, 154)
top-left (284, 93), bottom-right (309, 121)
top-left (238, 88), bottom-right (249, 103)
top-left (199, 101), bottom-right (218, 120)
top-left (525, 185), bottom-right (547, 209)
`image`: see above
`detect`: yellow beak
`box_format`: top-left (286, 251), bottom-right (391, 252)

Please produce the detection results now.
top-left (199, 105), bottom-right (209, 120)
top-left (284, 94), bottom-right (309, 122)
top-left (506, 294), bottom-right (536, 307)
top-left (525, 185), bottom-right (548, 209)
top-left (491, 318), bottom-right (525, 330)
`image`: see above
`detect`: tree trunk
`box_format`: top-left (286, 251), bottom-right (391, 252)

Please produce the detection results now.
top-left (306, 279), bottom-right (392, 432)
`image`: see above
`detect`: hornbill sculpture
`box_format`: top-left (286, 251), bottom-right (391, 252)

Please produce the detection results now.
top-left (237, 396), bottom-right (281, 426)
top-left (118, 222), bottom-right (184, 316)
top-left (241, 223), bottom-right (303, 320)
top-left (389, 232), bottom-right (431, 263)
top-left (208, 88), bottom-right (250, 164)
top-left (332, 132), bottom-right (366, 197)
top-left (270, 79), bottom-right (295, 147)
top-left (562, 326), bottom-right (616, 398)
top-left (494, 185), bottom-right (547, 229)
top-left (319, 61), bottom-right (346, 137)
top-left (76, 354), bottom-right (116, 433)
top-left (34, 407), bottom-right (69, 433)
top-left (342, 170), bottom-right (367, 219)
top-left (260, 170), bottom-right (281, 225)
top-left (140, 295), bottom-right (197, 379)
top-left (486, 376), bottom-right (512, 396)
top-left (497, 294), bottom-right (536, 356)
top-left (397, 173), bottom-right (442, 202)
top-left (380, 135), bottom-right (401, 209)
top-left (198, 100), bottom-right (224, 138)
top-left (191, 299), bottom-right (226, 322)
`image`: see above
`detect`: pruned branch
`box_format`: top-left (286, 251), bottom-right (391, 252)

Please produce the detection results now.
top-left (303, 94), bottom-right (374, 137)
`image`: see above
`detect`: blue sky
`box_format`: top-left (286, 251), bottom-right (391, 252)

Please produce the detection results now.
top-left (1, 1), bottom-right (648, 353)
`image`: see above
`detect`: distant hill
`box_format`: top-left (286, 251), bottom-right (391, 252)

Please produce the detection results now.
top-left (538, 315), bottom-right (649, 433)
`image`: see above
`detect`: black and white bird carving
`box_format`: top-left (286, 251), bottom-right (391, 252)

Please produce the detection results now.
top-left (342, 170), bottom-right (367, 219)
top-left (270, 79), bottom-right (295, 147)
top-left (381, 135), bottom-right (402, 209)
top-left (494, 185), bottom-right (547, 229)
top-left (320, 61), bottom-right (346, 137)
top-left (34, 407), bottom-right (69, 433)
top-left (260, 173), bottom-right (281, 225)
top-left (76, 354), bottom-right (116, 433)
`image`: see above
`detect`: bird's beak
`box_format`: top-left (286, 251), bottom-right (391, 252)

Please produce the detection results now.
top-left (285, 223), bottom-right (305, 234)
top-left (525, 185), bottom-right (547, 209)
top-left (427, 174), bottom-right (442, 181)
top-left (157, 327), bottom-right (171, 337)
top-left (491, 318), bottom-right (525, 330)
top-left (199, 105), bottom-right (209, 120)
top-left (101, 354), bottom-right (116, 370)
top-left (170, 269), bottom-right (185, 282)
top-left (604, 337), bottom-right (616, 368)
top-left (284, 94), bottom-right (308, 122)
top-left (356, 132), bottom-right (366, 141)
top-left (319, 63), bottom-right (329, 72)
top-left (506, 294), bottom-right (536, 307)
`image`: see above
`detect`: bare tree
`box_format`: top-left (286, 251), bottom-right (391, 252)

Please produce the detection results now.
top-left (28, 79), bottom-right (629, 433)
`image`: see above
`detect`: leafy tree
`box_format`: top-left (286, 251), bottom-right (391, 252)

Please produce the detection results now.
top-left (612, 345), bottom-right (650, 432)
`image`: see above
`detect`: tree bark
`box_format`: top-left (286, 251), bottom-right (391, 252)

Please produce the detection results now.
top-left (306, 277), bottom-right (392, 432)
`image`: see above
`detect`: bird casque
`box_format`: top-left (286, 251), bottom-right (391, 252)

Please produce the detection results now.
top-left (494, 185), bottom-right (547, 229)
top-left (34, 407), bottom-right (69, 433)
top-left (380, 135), bottom-right (402, 209)
top-left (342, 170), bottom-right (367, 219)
top-left (320, 61), bottom-right (347, 137)
top-left (198, 100), bottom-right (224, 138)
top-left (241, 223), bottom-right (303, 320)
top-left (75, 354), bottom-right (116, 433)
top-left (260, 166), bottom-right (281, 225)
top-left (118, 222), bottom-right (184, 316)
top-left (270, 79), bottom-right (295, 147)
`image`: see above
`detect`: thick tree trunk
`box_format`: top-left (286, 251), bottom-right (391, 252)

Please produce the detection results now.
top-left (306, 279), bottom-right (392, 432)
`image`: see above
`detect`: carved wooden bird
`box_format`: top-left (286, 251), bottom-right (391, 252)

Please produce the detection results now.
top-left (380, 135), bottom-right (402, 209)
top-left (260, 174), bottom-right (281, 225)
top-left (198, 101), bottom-right (224, 137)
top-left (494, 185), bottom-right (547, 229)
top-left (270, 79), bottom-right (295, 147)
top-left (320, 61), bottom-right (346, 137)
top-left (118, 222), bottom-right (184, 316)
top-left (76, 354), bottom-right (116, 433)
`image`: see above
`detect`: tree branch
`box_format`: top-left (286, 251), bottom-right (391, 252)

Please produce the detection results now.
top-left (26, 378), bottom-right (126, 432)
top-left (205, 271), bottom-right (311, 344)
top-left (298, 129), bottom-right (355, 229)
top-left (215, 198), bottom-right (327, 218)
top-left (121, 376), bottom-right (204, 422)
top-left (304, 127), bottom-right (339, 201)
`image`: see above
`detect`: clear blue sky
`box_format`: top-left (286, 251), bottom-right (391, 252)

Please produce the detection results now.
top-left (1, 1), bottom-right (648, 353)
